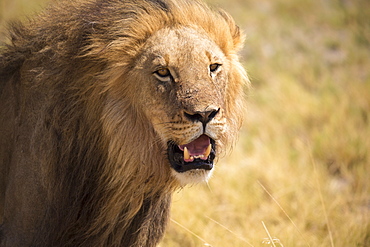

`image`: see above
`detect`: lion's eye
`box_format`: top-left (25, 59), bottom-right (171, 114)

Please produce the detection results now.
top-left (154, 68), bottom-right (171, 78)
top-left (209, 63), bottom-right (221, 73)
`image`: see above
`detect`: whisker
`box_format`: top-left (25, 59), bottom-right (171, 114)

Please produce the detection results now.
top-left (153, 121), bottom-right (178, 126)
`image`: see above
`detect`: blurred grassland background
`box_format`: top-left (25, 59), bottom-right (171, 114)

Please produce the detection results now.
top-left (1, 0), bottom-right (369, 246)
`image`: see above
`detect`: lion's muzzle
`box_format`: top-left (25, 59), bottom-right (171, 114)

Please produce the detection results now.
top-left (166, 107), bottom-right (221, 173)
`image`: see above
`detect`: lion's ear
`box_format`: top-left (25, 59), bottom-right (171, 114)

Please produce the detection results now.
top-left (230, 24), bottom-right (245, 53)
top-left (218, 9), bottom-right (245, 53)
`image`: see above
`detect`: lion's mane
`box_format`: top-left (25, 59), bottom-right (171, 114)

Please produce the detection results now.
top-left (0, 0), bottom-right (247, 246)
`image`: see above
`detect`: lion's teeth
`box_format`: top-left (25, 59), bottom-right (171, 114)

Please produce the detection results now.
top-left (184, 147), bottom-right (190, 160)
top-left (183, 144), bottom-right (212, 162)
top-left (204, 144), bottom-right (212, 157)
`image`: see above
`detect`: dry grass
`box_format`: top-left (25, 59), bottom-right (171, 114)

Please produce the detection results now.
top-left (1, 0), bottom-right (369, 246)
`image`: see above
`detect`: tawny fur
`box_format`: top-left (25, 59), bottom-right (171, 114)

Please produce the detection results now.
top-left (0, 0), bottom-right (248, 246)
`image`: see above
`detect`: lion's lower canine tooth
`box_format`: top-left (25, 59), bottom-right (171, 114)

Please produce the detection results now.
top-left (184, 147), bottom-right (190, 160)
top-left (204, 144), bottom-right (212, 157)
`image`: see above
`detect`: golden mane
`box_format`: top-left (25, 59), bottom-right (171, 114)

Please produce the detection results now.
top-left (0, 0), bottom-right (248, 246)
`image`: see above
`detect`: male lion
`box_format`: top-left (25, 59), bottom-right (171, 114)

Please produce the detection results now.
top-left (0, 0), bottom-right (248, 246)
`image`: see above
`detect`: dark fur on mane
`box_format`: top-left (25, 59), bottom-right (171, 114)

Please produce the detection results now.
top-left (0, 0), bottom-right (246, 246)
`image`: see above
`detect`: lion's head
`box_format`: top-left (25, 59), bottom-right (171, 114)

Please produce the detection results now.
top-left (86, 0), bottom-right (248, 186)
top-left (137, 26), bottom-right (245, 184)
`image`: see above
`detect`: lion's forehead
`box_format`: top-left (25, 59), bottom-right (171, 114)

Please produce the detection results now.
top-left (144, 27), bottom-right (226, 66)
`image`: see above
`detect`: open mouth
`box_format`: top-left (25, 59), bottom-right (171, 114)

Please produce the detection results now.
top-left (167, 134), bottom-right (216, 173)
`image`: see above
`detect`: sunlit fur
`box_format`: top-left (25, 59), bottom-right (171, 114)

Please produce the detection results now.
top-left (0, 0), bottom-right (248, 246)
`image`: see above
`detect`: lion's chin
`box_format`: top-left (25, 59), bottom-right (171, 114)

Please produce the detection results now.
top-left (171, 168), bottom-right (214, 186)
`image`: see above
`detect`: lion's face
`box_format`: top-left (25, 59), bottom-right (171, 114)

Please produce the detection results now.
top-left (131, 27), bottom-right (235, 185)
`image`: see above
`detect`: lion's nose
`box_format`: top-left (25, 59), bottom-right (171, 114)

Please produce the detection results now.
top-left (184, 108), bottom-right (220, 126)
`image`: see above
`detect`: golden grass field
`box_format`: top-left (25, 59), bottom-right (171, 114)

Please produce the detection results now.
top-left (1, 0), bottom-right (369, 246)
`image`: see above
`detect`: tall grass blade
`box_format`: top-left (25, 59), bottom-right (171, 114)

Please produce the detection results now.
top-left (308, 144), bottom-right (335, 247)
top-left (261, 221), bottom-right (277, 247)
top-left (170, 218), bottom-right (212, 246)
top-left (205, 216), bottom-right (255, 247)
top-left (258, 180), bottom-right (311, 246)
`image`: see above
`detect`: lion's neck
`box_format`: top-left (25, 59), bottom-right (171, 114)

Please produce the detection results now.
top-left (39, 188), bottom-right (172, 246)
top-left (35, 95), bottom-right (176, 246)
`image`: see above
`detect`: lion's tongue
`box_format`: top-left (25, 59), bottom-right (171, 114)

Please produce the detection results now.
top-left (178, 135), bottom-right (212, 162)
